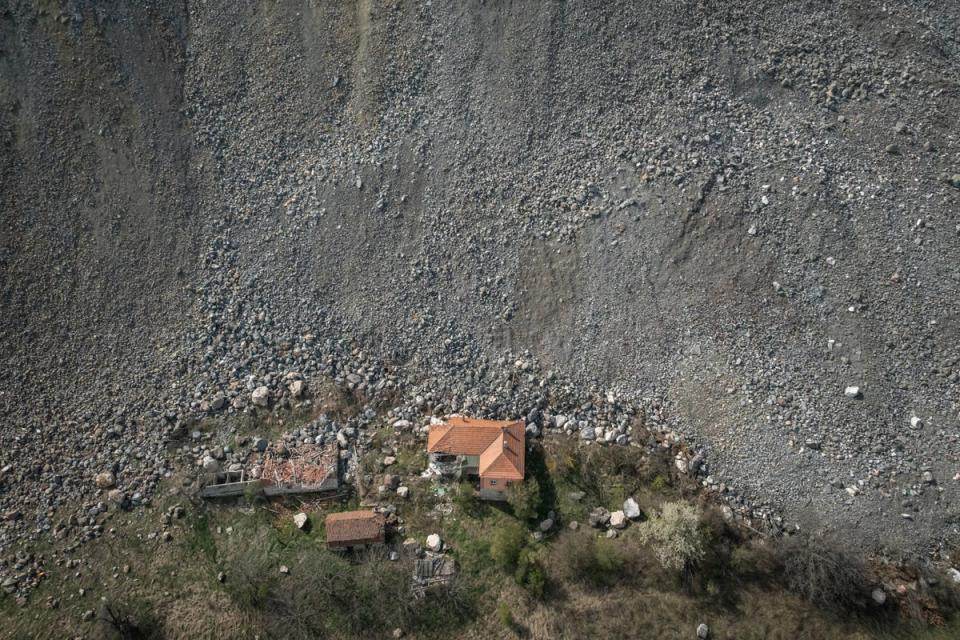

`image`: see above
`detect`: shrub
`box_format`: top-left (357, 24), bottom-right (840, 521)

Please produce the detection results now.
top-left (775, 534), bottom-right (867, 611)
top-left (453, 481), bottom-right (479, 515)
top-left (729, 540), bottom-right (779, 579)
top-left (506, 477), bottom-right (541, 522)
top-left (651, 474), bottom-right (668, 491)
top-left (552, 533), bottom-right (625, 588)
top-left (592, 537), bottom-right (624, 575)
top-left (489, 521), bottom-right (526, 571)
top-left (636, 501), bottom-right (706, 572)
top-left (100, 600), bottom-right (163, 640)
top-left (515, 546), bottom-right (547, 599)
top-left (496, 602), bottom-right (514, 629)
top-left (221, 529), bottom-right (278, 610)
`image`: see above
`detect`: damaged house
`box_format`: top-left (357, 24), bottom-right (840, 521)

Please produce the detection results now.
top-left (201, 441), bottom-right (339, 498)
top-left (426, 416), bottom-right (525, 500)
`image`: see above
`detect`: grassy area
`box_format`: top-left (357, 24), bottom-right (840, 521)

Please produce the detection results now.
top-left (2, 433), bottom-right (959, 639)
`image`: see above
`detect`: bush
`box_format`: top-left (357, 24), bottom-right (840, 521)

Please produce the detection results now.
top-left (553, 533), bottom-right (625, 588)
top-left (221, 529), bottom-right (278, 610)
top-left (775, 534), bottom-right (867, 611)
top-left (515, 546), bottom-right (547, 599)
top-left (636, 501), bottom-right (706, 572)
top-left (489, 521), bottom-right (526, 571)
top-left (592, 537), bottom-right (624, 575)
top-left (453, 481), bottom-right (479, 515)
top-left (100, 600), bottom-right (163, 640)
top-left (729, 540), bottom-right (779, 580)
top-left (496, 602), bottom-right (514, 629)
top-left (651, 474), bottom-right (668, 491)
top-left (506, 477), bottom-right (541, 522)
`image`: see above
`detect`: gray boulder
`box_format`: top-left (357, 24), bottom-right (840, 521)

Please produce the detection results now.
top-left (588, 507), bottom-right (611, 528)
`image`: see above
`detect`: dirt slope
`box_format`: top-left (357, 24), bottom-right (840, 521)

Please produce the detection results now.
top-left (1, 0), bottom-right (960, 560)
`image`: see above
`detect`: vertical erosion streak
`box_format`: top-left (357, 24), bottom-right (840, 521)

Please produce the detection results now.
top-left (348, 0), bottom-right (375, 127)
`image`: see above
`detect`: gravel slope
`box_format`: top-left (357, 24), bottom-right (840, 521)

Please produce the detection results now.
top-left (1, 0), bottom-right (959, 573)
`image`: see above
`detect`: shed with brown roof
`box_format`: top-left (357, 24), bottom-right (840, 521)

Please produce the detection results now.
top-left (325, 510), bottom-right (386, 549)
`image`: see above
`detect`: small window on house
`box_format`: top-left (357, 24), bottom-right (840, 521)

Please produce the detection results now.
top-left (505, 481), bottom-right (513, 487)
top-left (489, 480), bottom-right (497, 486)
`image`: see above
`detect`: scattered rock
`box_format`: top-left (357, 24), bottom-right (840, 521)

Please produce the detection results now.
top-left (293, 512), bottom-right (310, 530)
top-left (623, 497), bottom-right (641, 520)
top-left (288, 379), bottom-right (306, 399)
top-left (872, 588), bottom-right (887, 605)
top-left (251, 386), bottom-right (270, 407)
top-left (697, 622), bottom-right (710, 639)
top-left (844, 386), bottom-right (861, 399)
top-left (396, 486), bottom-right (410, 499)
top-left (94, 472), bottom-right (116, 489)
top-left (426, 533), bottom-right (442, 552)
top-left (609, 510), bottom-right (628, 529)
top-left (588, 507), bottom-right (611, 528)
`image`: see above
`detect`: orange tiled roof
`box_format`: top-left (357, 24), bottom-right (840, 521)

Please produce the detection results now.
top-left (427, 416), bottom-right (525, 482)
top-left (325, 510), bottom-right (385, 545)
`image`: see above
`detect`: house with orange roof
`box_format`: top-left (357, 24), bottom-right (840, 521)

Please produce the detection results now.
top-left (426, 416), bottom-right (525, 500)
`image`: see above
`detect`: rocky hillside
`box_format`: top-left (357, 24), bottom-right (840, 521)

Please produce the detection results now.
top-left (1, 0), bottom-right (960, 568)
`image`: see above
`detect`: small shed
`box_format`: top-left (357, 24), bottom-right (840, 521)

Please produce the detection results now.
top-left (325, 510), bottom-right (386, 550)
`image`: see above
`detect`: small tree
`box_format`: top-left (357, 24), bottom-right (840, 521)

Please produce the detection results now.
top-left (453, 481), bottom-right (477, 513)
top-left (506, 477), bottom-right (541, 522)
top-left (489, 521), bottom-right (526, 571)
top-left (515, 546), bottom-right (547, 599)
top-left (636, 501), bottom-right (706, 572)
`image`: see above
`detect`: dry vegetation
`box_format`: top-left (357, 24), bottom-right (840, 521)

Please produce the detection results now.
top-left (3, 435), bottom-right (958, 640)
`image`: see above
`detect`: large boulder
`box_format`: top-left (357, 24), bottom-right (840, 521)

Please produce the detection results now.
top-left (293, 512), bottom-right (310, 531)
top-left (623, 497), bottom-right (641, 520)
